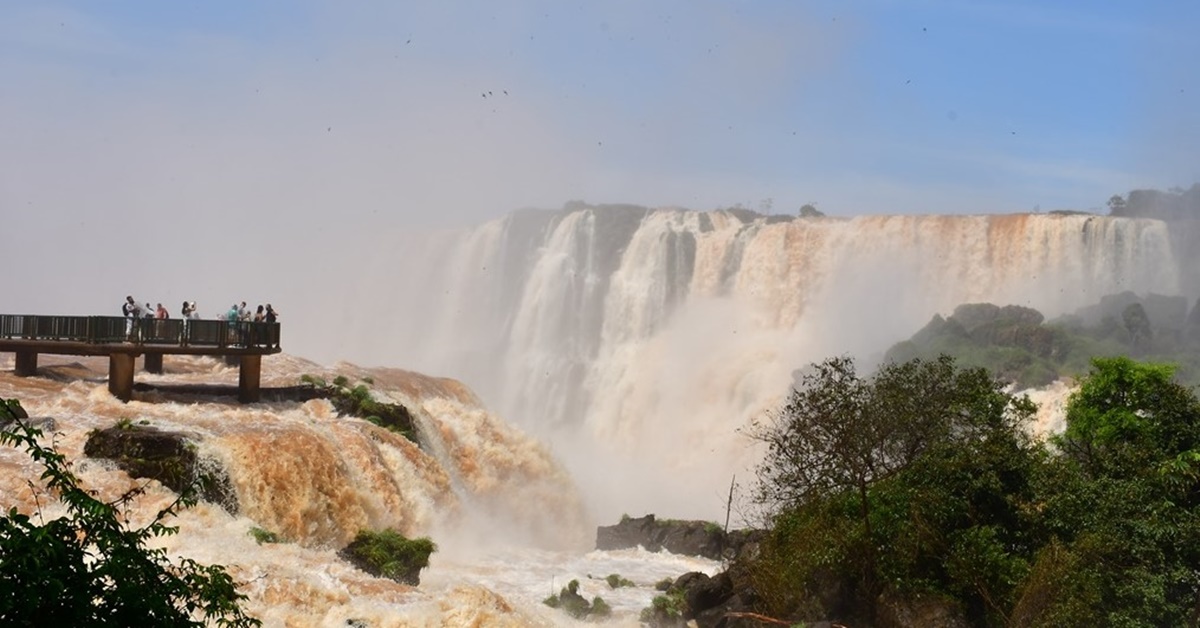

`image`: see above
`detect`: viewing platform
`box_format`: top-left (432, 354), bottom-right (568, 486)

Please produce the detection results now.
top-left (0, 315), bottom-right (281, 403)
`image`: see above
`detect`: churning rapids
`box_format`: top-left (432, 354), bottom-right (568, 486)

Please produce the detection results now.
top-left (0, 354), bottom-right (718, 626)
top-left (0, 206), bottom-right (1184, 626)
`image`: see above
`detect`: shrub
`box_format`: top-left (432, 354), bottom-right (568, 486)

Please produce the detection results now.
top-left (299, 374), bottom-right (326, 387)
top-left (331, 388), bottom-right (419, 445)
top-left (606, 573), bottom-right (634, 588)
top-left (339, 529), bottom-right (436, 586)
top-left (543, 579), bottom-right (611, 619)
top-left (248, 527), bottom-right (280, 545)
top-left (640, 589), bottom-right (687, 626)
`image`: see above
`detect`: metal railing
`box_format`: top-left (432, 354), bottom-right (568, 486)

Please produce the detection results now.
top-left (0, 315), bottom-right (280, 349)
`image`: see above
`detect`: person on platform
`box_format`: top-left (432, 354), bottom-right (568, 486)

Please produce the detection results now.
top-left (122, 296), bottom-right (142, 341)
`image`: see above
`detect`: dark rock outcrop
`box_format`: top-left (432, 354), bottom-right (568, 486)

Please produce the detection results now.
top-left (875, 588), bottom-right (968, 628)
top-left (651, 569), bottom-right (769, 628)
top-left (596, 514), bottom-right (762, 560)
top-left (84, 425), bottom-right (238, 514)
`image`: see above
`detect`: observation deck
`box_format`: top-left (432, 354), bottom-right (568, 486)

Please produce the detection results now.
top-left (0, 315), bottom-right (281, 403)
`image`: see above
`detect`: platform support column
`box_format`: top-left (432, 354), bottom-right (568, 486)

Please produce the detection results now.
top-left (14, 351), bottom-right (37, 377)
top-left (144, 353), bottom-right (163, 374)
top-left (238, 354), bottom-right (261, 403)
top-left (108, 353), bottom-right (135, 402)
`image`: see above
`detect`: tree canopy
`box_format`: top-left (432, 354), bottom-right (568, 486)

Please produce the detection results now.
top-left (743, 355), bottom-right (1200, 627)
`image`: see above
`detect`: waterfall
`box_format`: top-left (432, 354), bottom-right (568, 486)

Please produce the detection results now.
top-left (384, 206), bottom-right (1180, 521)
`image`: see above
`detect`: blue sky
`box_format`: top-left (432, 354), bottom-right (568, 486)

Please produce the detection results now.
top-left (2, 0), bottom-right (1199, 343)
top-left (3, 0), bottom-right (1197, 231)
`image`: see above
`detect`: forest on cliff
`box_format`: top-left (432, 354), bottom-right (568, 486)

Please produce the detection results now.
top-left (885, 292), bottom-right (1200, 390)
top-left (736, 354), bottom-right (1200, 627)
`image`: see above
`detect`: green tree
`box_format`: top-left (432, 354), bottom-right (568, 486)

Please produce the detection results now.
top-left (1014, 357), bottom-right (1200, 626)
top-left (746, 356), bottom-right (1041, 622)
top-left (1055, 356), bottom-right (1200, 478)
top-left (1107, 194), bottom-right (1127, 215)
top-left (0, 398), bottom-right (259, 627)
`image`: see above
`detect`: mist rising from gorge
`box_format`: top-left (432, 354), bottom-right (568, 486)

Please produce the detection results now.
top-left (359, 204), bottom-right (1182, 522)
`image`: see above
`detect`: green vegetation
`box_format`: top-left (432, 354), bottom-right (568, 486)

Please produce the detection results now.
top-left (886, 298), bottom-right (1200, 389)
top-left (0, 397), bottom-right (259, 627)
top-left (299, 373), bottom-right (326, 387)
top-left (605, 573), bottom-right (635, 588)
top-left (543, 579), bottom-right (611, 620)
top-left (248, 527), bottom-right (280, 545)
top-left (640, 588), bottom-right (687, 626)
top-left (338, 529), bottom-right (435, 586)
top-left (299, 375), bottom-right (420, 445)
top-left (740, 355), bottom-right (1200, 626)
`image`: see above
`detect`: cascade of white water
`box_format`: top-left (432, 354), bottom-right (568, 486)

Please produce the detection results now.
top-left (387, 208), bottom-right (1181, 521)
top-left (0, 355), bottom-right (619, 625)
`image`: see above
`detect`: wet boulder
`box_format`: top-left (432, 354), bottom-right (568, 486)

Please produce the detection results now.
top-left (596, 514), bottom-right (725, 559)
top-left (84, 424), bottom-right (238, 514)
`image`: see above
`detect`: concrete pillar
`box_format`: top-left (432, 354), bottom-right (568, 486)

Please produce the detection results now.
top-left (14, 350), bottom-right (37, 377)
top-left (238, 354), bottom-right (262, 403)
top-left (144, 353), bottom-right (163, 374)
top-left (108, 353), bottom-right (135, 402)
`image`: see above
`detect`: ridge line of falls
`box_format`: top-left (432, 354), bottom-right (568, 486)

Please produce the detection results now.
top-left (380, 207), bottom-right (1181, 521)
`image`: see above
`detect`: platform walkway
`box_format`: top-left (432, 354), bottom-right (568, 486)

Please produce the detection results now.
top-left (0, 315), bottom-right (281, 403)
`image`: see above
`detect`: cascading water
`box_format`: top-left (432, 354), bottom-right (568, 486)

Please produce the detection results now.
top-left (0, 354), bottom-right (711, 626)
top-left (0, 206), bottom-right (1183, 626)
top-left (382, 206), bottom-right (1181, 522)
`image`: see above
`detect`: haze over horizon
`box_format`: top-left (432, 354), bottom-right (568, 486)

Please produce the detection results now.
top-left (3, 1), bottom-right (1198, 365)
